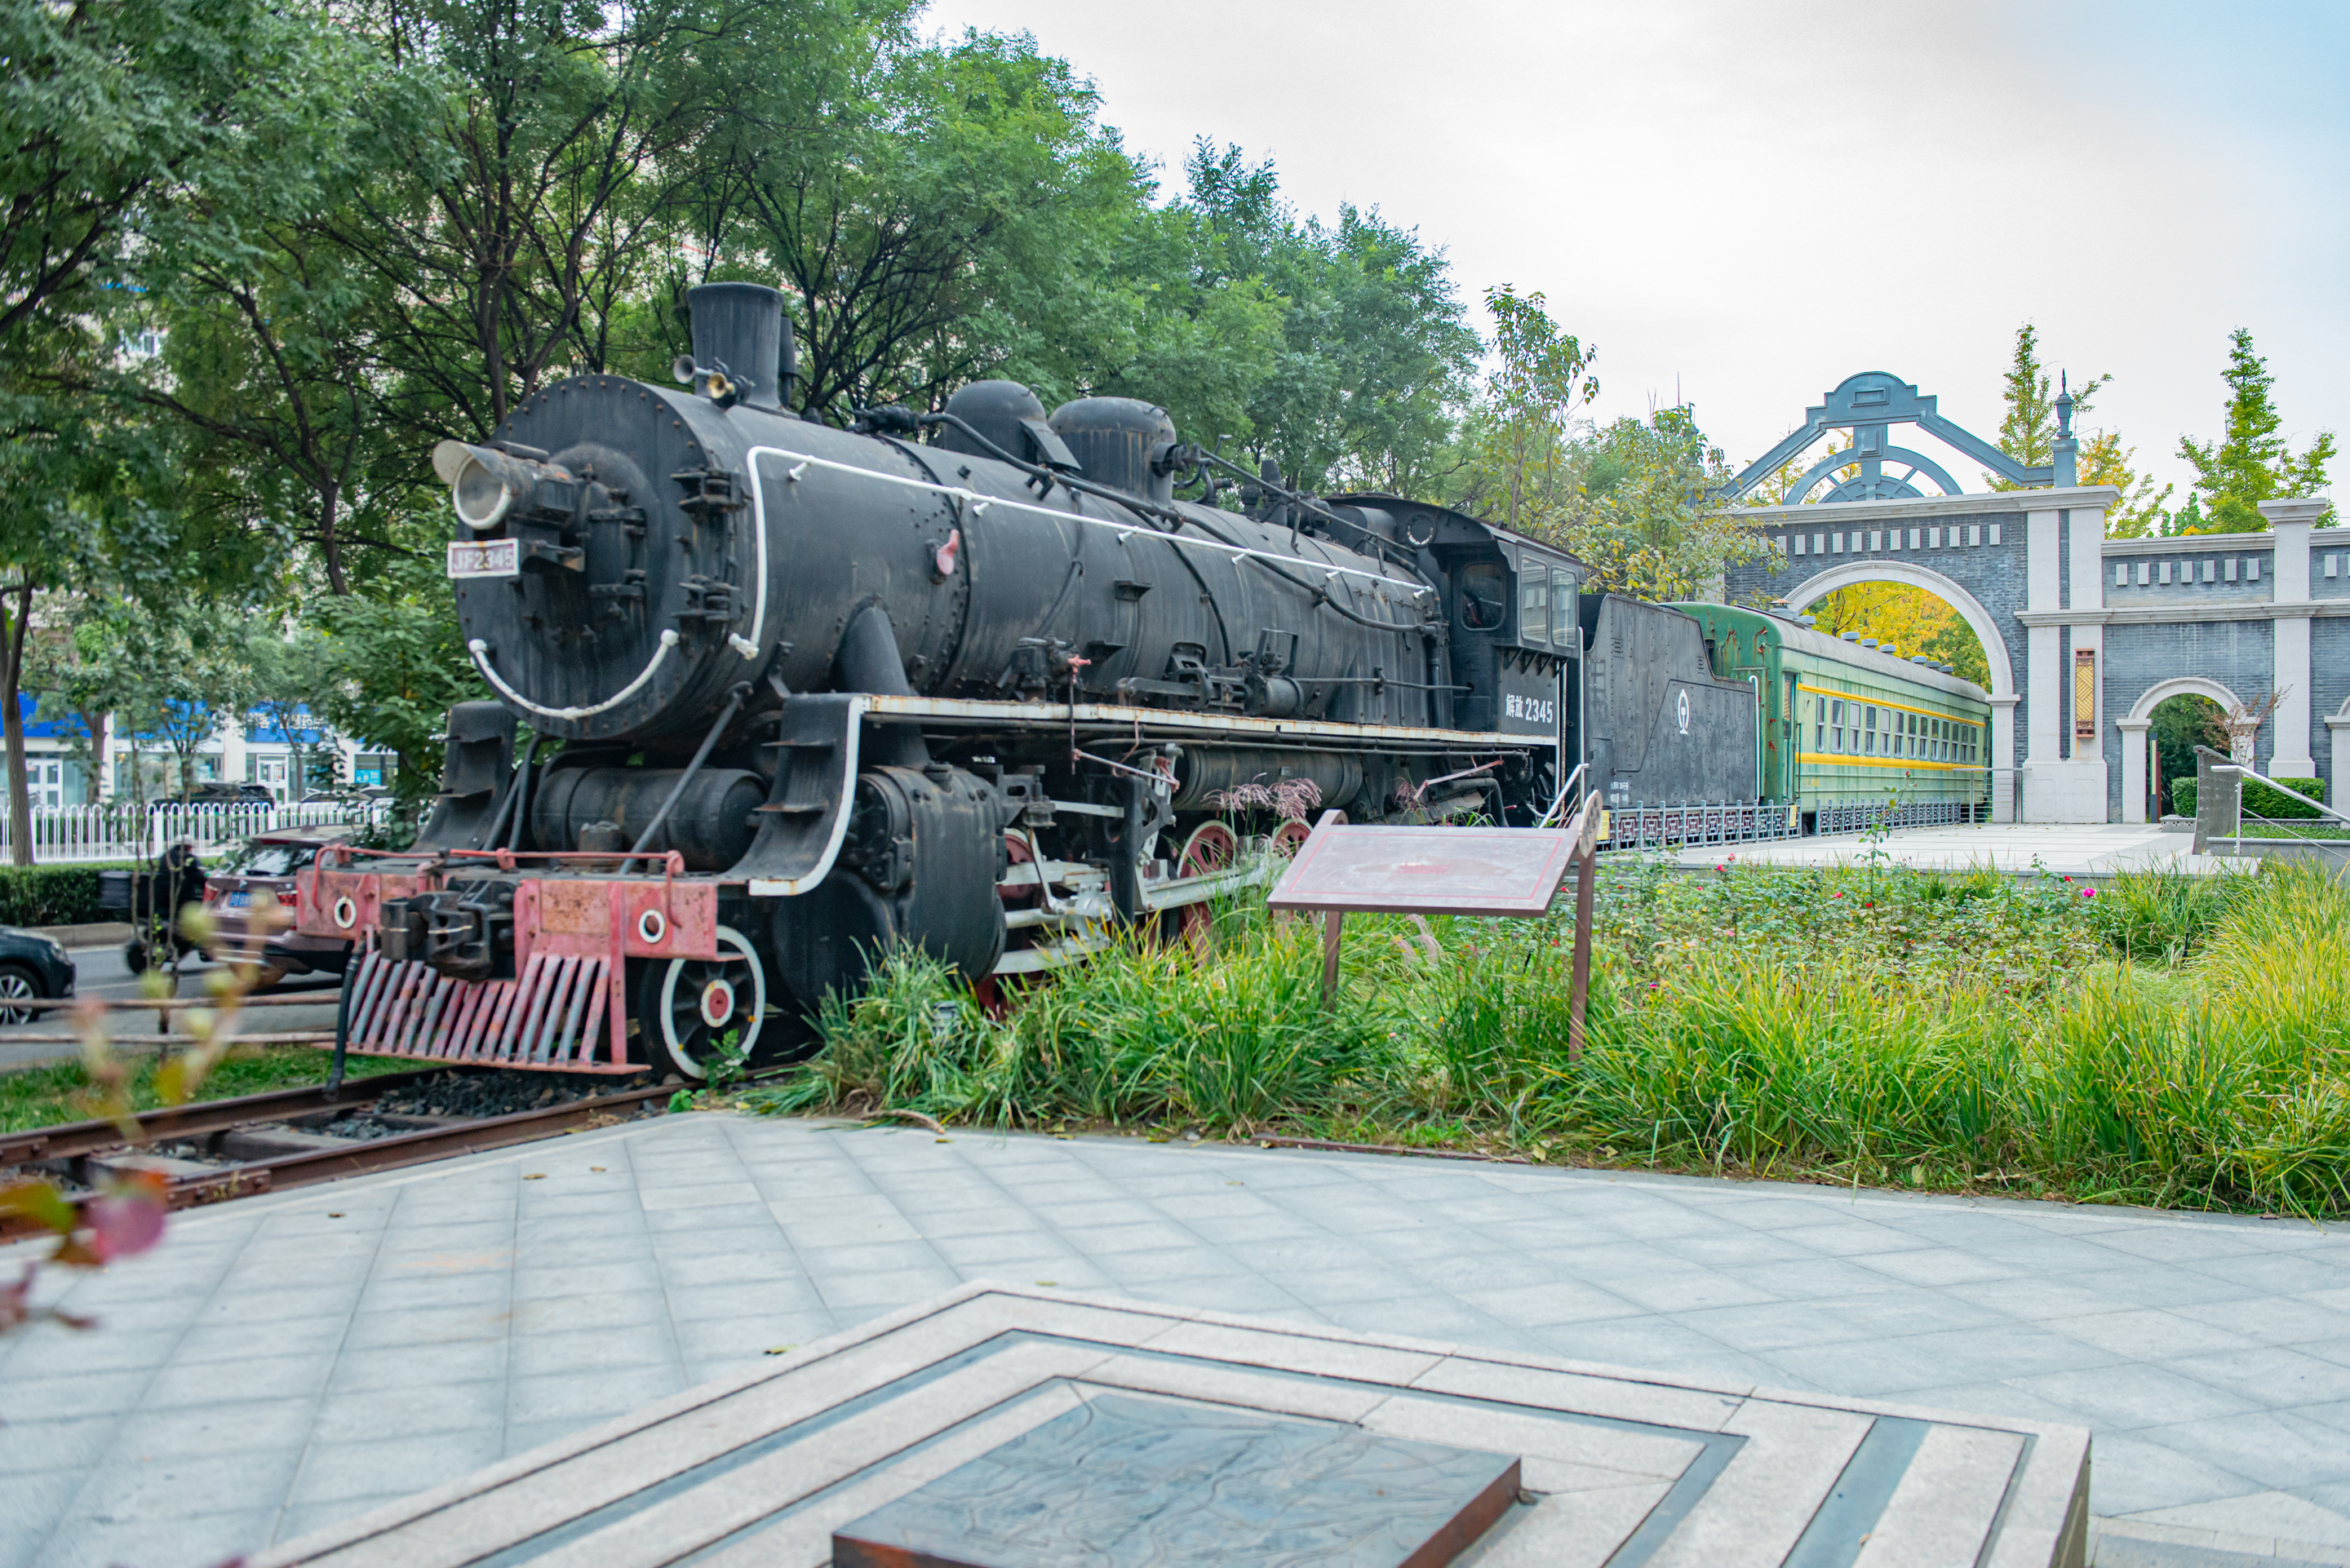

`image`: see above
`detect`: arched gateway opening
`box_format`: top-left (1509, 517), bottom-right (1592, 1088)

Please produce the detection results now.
top-left (2120, 677), bottom-right (2242, 824)
top-left (1771, 558), bottom-right (2020, 817)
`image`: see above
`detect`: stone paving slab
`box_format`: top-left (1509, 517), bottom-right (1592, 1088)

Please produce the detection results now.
top-left (1672, 822), bottom-right (2239, 879)
top-left (3, 1113), bottom-right (2350, 1566)
top-left (244, 1282), bottom-right (2089, 1568)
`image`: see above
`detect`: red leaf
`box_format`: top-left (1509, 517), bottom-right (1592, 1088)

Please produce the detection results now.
top-left (84, 1172), bottom-right (169, 1263)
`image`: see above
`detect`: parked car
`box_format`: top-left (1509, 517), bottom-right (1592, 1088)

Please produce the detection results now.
top-left (174, 782), bottom-right (279, 806)
top-left (0, 925), bottom-right (75, 1025)
top-left (201, 826), bottom-right (356, 987)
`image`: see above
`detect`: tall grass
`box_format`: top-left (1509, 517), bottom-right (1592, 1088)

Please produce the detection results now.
top-left (743, 860), bottom-right (2350, 1216)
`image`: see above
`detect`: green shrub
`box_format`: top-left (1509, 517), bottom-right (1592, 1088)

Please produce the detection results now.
top-left (2245, 777), bottom-right (2327, 821)
top-left (2169, 778), bottom-right (2197, 816)
top-left (0, 862), bottom-right (139, 928)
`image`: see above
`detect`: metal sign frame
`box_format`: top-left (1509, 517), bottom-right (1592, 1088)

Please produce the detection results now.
top-left (1266, 798), bottom-right (1604, 1056)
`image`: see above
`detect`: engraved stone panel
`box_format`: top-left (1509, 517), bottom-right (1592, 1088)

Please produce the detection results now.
top-left (831, 1393), bottom-right (1521, 1568)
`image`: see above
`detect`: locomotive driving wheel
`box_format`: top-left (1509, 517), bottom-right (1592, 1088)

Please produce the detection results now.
top-left (1268, 818), bottom-right (1312, 857)
top-left (640, 924), bottom-right (768, 1082)
top-left (1175, 821), bottom-right (1239, 955)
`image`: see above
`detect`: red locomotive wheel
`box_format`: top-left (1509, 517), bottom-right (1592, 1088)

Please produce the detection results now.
top-left (1175, 821), bottom-right (1239, 956)
top-left (639, 924), bottom-right (767, 1082)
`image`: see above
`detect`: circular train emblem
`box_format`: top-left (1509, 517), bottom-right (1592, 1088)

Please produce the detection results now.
top-left (1677, 691), bottom-right (1691, 734)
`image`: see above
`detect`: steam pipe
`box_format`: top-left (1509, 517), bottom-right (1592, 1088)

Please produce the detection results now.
top-left (620, 684), bottom-right (749, 873)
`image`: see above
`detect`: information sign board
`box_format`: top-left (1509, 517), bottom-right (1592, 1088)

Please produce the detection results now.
top-left (1265, 799), bottom-right (1604, 1057)
top-left (1266, 824), bottom-right (1577, 919)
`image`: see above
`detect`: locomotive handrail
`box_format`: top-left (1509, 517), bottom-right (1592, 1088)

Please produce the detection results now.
top-left (1535, 760), bottom-right (1591, 830)
top-left (468, 627), bottom-right (680, 721)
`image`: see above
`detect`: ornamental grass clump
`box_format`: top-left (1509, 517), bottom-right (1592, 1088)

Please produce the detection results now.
top-left (2029, 864), bottom-right (2350, 1213)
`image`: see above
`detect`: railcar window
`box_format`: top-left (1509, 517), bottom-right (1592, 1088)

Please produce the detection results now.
top-left (1520, 574), bottom-right (1550, 644)
top-left (1551, 569), bottom-right (1576, 645)
top-left (1460, 563), bottom-right (1505, 629)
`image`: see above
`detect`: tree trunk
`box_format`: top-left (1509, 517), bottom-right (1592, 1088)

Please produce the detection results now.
top-left (1, 582), bottom-right (34, 867)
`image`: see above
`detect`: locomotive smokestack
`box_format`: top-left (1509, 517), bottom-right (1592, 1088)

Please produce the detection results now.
top-left (687, 282), bottom-right (792, 411)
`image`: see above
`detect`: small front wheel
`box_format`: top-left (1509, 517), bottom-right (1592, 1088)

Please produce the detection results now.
top-left (638, 924), bottom-right (768, 1082)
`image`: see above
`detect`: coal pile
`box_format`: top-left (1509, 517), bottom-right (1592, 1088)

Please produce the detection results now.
top-left (366, 1069), bottom-right (639, 1123)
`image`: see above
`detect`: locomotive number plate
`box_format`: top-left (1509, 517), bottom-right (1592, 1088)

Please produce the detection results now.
top-left (446, 538), bottom-right (520, 578)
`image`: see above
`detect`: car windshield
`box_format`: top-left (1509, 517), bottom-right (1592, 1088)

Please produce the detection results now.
top-left (230, 843), bottom-right (319, 878)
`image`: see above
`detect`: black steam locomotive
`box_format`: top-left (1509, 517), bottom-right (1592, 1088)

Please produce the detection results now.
top-left (297, 283), bottom-right (1758, 1079)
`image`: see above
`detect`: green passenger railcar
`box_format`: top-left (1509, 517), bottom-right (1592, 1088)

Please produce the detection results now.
top-left (1666, 604), bottom-right (1991, 826)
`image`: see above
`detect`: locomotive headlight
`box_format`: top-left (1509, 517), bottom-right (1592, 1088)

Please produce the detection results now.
top-left (432, 441), bottom-right (525, 532)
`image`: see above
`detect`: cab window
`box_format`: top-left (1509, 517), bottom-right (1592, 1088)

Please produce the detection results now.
top-left (1460, 562), bottom-right (1505, 629)
top-left (1550, 569), bottom-right (1576, 646)
top-left (1519, 573), bottom-right (1550, 644)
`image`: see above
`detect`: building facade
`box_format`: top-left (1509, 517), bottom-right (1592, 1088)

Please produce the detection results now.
top-left (1724, 494), bottom-right (2345, 822)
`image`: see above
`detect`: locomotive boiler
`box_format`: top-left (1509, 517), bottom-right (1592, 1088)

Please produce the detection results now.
top-left (296, 282), bottom-right (1755, 1080)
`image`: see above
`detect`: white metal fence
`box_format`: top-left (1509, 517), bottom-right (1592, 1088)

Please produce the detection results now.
top-left (2, 800), bottom-right (393, 865)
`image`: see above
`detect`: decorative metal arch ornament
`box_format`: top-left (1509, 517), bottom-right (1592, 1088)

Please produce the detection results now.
top-left (1723, 370), bottom-right (2077, 504)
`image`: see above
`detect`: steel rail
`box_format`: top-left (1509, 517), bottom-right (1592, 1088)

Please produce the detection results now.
top-left (2, 1081), bottom-right (672, 1238)
top-left (0, 1064), bottom-right (461, 1167)
top-left (1, 991), bottom-right (349, 1012)
top-left (158, 1083), bottom-right (674, 1207)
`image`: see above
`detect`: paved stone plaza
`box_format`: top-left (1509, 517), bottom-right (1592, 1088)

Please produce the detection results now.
top-left (6, 1113), bottom-right (2350, 1566)
top-left (1673, 821), bottom-right (2238, 879)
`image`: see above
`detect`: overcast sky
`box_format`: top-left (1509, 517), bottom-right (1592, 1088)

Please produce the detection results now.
top-left (920, 0), bottom-right (2348, 503)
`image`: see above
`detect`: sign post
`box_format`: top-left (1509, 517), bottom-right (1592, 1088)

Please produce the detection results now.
top-left (1563, 791), bottom-right (1599, 1061)
top-left (1266, 805), bottom-right (1592, 1019)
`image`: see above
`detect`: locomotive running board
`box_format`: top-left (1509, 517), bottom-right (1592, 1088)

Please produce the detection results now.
top-left (858, 693), bottom-right (1558, 751)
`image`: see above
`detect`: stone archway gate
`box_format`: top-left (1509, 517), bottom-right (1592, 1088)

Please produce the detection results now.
top-left (1719, 374), bottom-right (2348, 823)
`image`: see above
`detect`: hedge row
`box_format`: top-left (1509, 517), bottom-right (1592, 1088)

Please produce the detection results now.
top-left (0, 863), bottom-right (139, 928)
top-left (2170, 776), bottom-right (2328, 821)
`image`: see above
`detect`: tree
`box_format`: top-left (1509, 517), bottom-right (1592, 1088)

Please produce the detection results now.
top-left (0, 0), bottom-right (335, 858)
top-left (2077, 429), bottom-right (2174, 538)
top-left (2149, 692), bottom-right (2222, 813)
top-left (1559, 410), bottom-right (1778, 603)
top-left (51, 600), bottom-right (261, 806)
top-left (1804, 582), bottom-right (1992, 689)
top-left (2176, 328), bottom-right (2336, 534)
top-left (244, 628), bottom-right (336, 800)
top-left (308, 562), bottom-right (490, 812)
top-left (308, 0), bottom-right (800, 450)
top-left (1168, 143), bottom-right (1479, 496)
top-left (723, 22), bottom-right (1159, 421)
top-left (1454, 286), bottom-right (1594, 534)
top-left (1985, 324), bottom-right (2105, 491)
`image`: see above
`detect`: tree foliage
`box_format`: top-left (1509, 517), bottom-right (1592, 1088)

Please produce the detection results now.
top-left (1803, 583), bottom-right (1992, 689)
top-left (1453, 285), bottom-right (1593, 535)
top-left (2077, 429), bottom-right (2174, 540)
top-left (2176, 328), bottom-right (2336, 534)
top-left (1557, 411), bottom-right (1778, 603)
top-left (1986, 323), bottom-right (2105, 491)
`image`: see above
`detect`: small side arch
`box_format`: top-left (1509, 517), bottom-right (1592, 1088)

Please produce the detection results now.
top-left (2126, 675), bottom-right (2241, 724)
top-left (1774, 560), bottom-right (2015, 698)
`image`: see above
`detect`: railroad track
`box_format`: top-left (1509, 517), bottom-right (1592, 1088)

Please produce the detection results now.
top-left (0, 1069), bottom-right (673, 1240)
